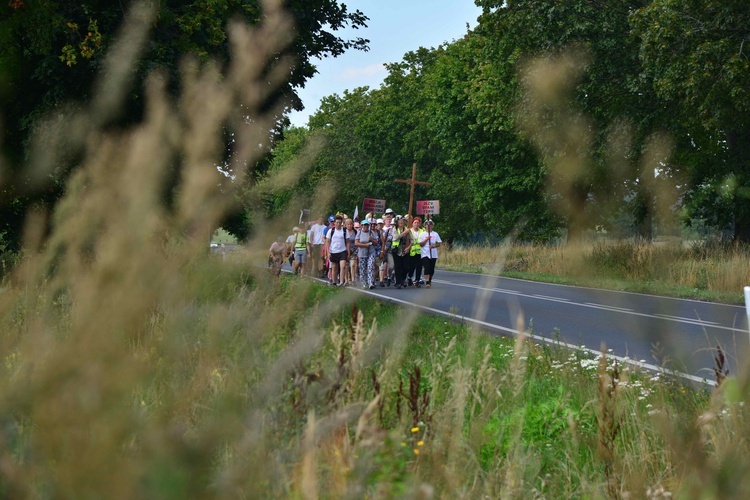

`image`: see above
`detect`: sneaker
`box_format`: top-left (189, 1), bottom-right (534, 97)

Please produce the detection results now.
top-left (415, 282), bottom-right (421, 288)
top-left (363, 285), bottom-right (368, 290)
top-left (418, 279), bottom-right (425, 285)
top-left (395, 283), bottom-right (401, 289)
top-left (386, 278), bottom-right (391, 287)
top-left (369, 284), bottom-right (376, 290)
top-left (426, 282), bottom-right (431, 288)
top-left (380, 281), bottom-right (385, 287)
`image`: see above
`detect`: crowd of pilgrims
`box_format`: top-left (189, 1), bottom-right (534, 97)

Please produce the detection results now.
top-left (269, 209), bottom-right (442, 289)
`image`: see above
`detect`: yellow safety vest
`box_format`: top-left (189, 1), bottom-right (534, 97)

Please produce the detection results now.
top-left (294, 232), bottom-right (308, 251)
top-left (409, 228), bottom-right (424, 256)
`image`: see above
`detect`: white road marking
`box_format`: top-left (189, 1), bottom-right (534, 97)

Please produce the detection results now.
top-left (430, 279), bottom-right (740, 333)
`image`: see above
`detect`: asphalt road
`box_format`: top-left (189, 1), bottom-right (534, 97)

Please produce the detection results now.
top-left (305, 268), bottom-right (749, 384)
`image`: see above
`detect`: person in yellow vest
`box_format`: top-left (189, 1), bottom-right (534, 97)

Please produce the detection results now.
top-left (407, 217), bottom-right (425, 287)
top-left (292, 226), bottom-right (311, 275)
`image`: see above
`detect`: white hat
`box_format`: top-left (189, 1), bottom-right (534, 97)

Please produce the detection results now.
top-left (376, 218), bottom-right (384, 224)
top-left (384, 208), bottom-right (394, 214)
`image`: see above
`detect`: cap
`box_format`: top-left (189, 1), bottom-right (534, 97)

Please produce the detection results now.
top-left (376, 218), bottom-right (384, 224)
top-left (328, 215), bottom-right (335, 222)
top-left (425, 219), bottom-right (434, 225)
top-left (362, 219), bottom-right (371, 225)
top-left (384, 208), bottom-right (394, 214)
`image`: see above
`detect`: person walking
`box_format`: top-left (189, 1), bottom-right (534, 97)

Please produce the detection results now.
top-left (380, 211), bottom-right (395, 286)
top-left (324, 215), bottom-right (350, 286)
top-left (308, 216), bottom-right (326, 277)
top-left (354, 219), bottom-right (377, 289)
top-left (350, 220), bottom-right (360, 283)
top-left (372, 218), bottom-right (385, 287)
top-left (419, 219), bottom-right (442, 288)
top-left (342, 218), bottom-right (356, 286)
top-left (391, 215), bottom-right (411, 289)
top-left (292, 225), bottom-right (311, 275)
top-left (268, 236), bottom-right (286, 276)
top-left (285, 227), bottom-right (298, 267)
top-left (407, 217), bottom-right (425, 287)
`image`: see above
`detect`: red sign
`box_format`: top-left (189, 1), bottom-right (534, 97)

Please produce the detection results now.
top-left (416, 200), bottom-right (440, 215)
top-left (362, 198), bottom-right (386, 214)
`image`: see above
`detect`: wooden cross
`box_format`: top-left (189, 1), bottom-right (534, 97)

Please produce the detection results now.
top-left (396, 163), bottom-right (430, 217)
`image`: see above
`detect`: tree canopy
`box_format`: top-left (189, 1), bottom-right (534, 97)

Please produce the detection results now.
top-left (0, 0), bottom-right (368, 247)
top-left (265, 0), bottom-right (750, 243)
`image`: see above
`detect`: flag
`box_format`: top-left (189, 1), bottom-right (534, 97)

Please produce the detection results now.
top-left (353, 206), bottom-right (359, 222)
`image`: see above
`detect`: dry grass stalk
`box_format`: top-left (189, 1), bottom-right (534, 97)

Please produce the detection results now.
top-left (596, 347), bottom-right (622, 498)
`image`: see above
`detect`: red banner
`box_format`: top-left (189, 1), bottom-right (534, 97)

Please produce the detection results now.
top-left (362, 198), bottom-right (386, 214)
top-left (416, 200), bottom-right (440, 215)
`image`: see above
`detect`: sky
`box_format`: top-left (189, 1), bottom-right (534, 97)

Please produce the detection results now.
top-left (287, 0), bottom-right (483, 127)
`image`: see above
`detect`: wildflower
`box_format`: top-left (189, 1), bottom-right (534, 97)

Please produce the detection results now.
top-left (413, 449), bottom-right (420, 455)
top-left (411, 427), bottom-right (420, 433)
top-left (417, 440), bottom-right (424, 447)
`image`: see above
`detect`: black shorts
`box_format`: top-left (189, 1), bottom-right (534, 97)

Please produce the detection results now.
top-left (330, 251), bottom-right (348, 264)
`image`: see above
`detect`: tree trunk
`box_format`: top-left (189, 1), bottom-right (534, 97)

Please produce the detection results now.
top-left (633, 189), bottom-right (654, 242)
top-left (565, 182), bottom-right (591, 243)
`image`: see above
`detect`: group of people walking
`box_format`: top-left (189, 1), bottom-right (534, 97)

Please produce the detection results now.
top-left (270, 209), bottom-right (442, 290)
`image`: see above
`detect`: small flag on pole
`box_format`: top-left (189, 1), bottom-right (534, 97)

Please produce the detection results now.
top-left (353, 206), bottom-right (359, 222)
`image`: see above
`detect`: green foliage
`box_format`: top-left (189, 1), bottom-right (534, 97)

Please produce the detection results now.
top-left (0, 0), bottom-right (369, 249)
top-left (632, 0), bottom-right (750, 239)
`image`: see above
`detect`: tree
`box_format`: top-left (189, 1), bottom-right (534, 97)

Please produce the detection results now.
top-left (631, 0), bottom-right (750, 240)
top-left (474, 0), bottom-right (664, 241)
top-left (0, 0), bottom-right (368, 247)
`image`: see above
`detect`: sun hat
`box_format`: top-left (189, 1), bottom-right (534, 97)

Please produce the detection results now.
top-left (376, 218), bottom-right (384, 224)
top-left (362, 219), bottom-right (371, 225)
top-left (384, 208), bottom-right (394, 214)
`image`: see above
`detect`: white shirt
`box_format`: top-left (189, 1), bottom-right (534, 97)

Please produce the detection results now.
top-left (419, 230), bottom-right (441, 259)
top-left (309, 223), bottom-right (326, 245)
top-left (327, 227), bottom-right (347, 254)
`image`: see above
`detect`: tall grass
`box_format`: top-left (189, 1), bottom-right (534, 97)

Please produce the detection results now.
top-left (2, 2), bottom-right (750, 497)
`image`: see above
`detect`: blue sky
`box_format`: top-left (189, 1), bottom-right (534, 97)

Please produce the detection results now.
top-left (288, 0), bottom-right (482, 127)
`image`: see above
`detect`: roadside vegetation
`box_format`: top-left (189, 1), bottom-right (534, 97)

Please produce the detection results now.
top-left (4, 243), bottom-right (749, 496)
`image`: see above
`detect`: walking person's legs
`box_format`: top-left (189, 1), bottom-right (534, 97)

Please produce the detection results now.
top-left (366, 255), bottom-right (376, 289)
top-left (359, 255), bottom-right (369, 289)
